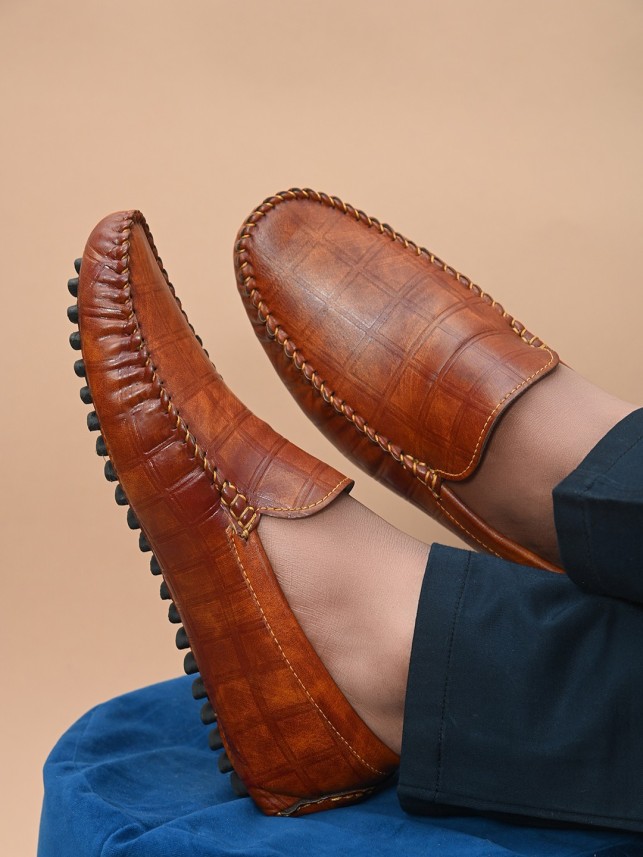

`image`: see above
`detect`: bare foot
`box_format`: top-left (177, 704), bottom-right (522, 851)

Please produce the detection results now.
top-left (259, 493), bottom-right (429, 755)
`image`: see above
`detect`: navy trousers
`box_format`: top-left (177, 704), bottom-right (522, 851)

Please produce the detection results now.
top-left (398, 408), bottom-right (643, 832)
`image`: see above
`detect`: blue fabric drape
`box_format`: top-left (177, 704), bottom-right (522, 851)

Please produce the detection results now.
top-left (39, 676), bottom-right (641, 856)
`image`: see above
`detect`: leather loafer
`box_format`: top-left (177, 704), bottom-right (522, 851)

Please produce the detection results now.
top-left (234, 189), bottom-right (562, 572)
top-left (68, 210), bottom-right (399, 816)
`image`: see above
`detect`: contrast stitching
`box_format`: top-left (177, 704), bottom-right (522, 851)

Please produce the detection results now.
top-left (255, 477), bottom-right (351, 513)
top-left (105, 214), bottom-right (257, 537)
top-left (106, 212), bottom-right (346, 538)
top-left (234, 188), bottom-right (555, 486)
top-left (226, 529), bottom-right (386, 776)
top-left (237, 189), bottom-right (549, 345)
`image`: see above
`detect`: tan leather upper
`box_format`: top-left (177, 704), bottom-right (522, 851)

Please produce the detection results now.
top-left (235, 189), bottom-right (562, 570)
top-left (77, 210), bottom-right (398, 815)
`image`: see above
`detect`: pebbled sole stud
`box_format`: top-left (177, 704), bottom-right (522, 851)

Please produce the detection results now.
top-left (175, 626), bottom-right (190, 649)
top-left (208, 727), bottom-right (223, 751)
top-left (68, 252), bottom-right (227, 778)
top-left (218, 752), bottom-right (233, 774)
top-left (200, 702), bottom-right (217, 725)
top-left (192, 677), bottom-right (207, 700)
top-left (183, 651), bottom-right (199, 675)
top-left (104, 460), bottom-right (117, 482)
top-left (230, 771), bottom-right (249, 797)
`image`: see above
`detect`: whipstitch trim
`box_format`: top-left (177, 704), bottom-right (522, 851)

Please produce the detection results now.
top-left (234, 188), bottom-right (554, 486)
top-left (100, 212), bottom-right (345, 538)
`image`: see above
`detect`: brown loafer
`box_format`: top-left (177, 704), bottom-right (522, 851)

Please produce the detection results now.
top-left (234, 189), bottom-right (562, 573)
top-left (67, 211), bottom-right (398, 816)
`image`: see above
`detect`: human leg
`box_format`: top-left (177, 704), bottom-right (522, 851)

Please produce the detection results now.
top-left (261, 406), bottom-right (643, 830)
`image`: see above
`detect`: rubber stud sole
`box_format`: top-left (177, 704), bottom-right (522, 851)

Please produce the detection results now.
top-left (192, 677), bottom-right (207, 700)
top-left (218, 752), bottom-right (233, 774)
top-left (230, 771), bottom-right (249, 797)
top-left (175, 626), bottom-right (190, 649)
top-left (200, 702), bottom-right (217, 724)
top-left (208, 727), bottom-right (223, 751)
top-left (68, 255), bottom-right (244, 800)
top-left (184, 651), bottom-right (199, 675)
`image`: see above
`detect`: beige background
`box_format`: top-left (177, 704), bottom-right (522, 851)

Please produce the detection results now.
top-left (2, 1), bottom-right (642, 853)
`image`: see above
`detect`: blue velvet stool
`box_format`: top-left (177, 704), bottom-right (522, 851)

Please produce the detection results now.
top-left (38, 676), bottom-right (643, 856)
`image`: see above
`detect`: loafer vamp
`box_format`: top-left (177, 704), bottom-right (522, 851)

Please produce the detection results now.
top-left (238, 193), bottom-right (557, 481)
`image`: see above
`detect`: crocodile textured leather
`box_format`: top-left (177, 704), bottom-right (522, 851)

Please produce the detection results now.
top-left (234, 189), bottom-right (562, 571)
top-left (77, 211), bottom-right (399, 816)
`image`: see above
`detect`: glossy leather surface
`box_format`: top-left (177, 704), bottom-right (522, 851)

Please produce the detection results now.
top-left (235, 189), bottom-right (562, 571)
top-left (77, 210), bottom-right (398, 815)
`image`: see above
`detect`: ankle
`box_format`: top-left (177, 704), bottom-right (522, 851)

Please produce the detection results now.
top-left (452, 365), bottom-right (637, 566)
top-left (259, 494), bottom-right (429, 754)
